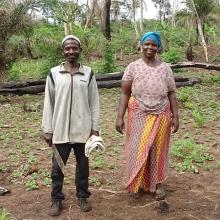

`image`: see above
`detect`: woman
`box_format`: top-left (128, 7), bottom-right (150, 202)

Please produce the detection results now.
top-left (115, 32), bottom-right (179, 200)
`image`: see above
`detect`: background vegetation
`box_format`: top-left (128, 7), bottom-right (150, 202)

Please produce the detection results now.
top-left (0, 0), bottom-right (220, 81)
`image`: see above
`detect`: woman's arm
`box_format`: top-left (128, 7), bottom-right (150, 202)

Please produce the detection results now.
top-left (115, 80), bottom-right (132, 134)
top-left (168, 91), bottom-right (179, 133)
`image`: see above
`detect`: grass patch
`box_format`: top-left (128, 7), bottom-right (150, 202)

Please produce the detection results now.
top-left (170, 138), bottom-right (214, 173)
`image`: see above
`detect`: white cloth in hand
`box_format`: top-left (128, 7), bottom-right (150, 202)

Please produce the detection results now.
top-left (85, 135), bottom-right (105, 157)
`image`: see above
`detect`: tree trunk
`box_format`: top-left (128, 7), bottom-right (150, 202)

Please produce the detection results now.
top-left (139, 0), bottom-right (144, 32)
top-left (84, 0), bottom-right (97, 30)
top-left (191, 0), bottom-right (209, 62)
top-left (64, 23), bottom-right (68, 36)
top-left (103, 0), bottom-right (111, 41)
top-left (0, 40), bottom-right (6, 78)
top-left (132, 0), bottom-right (139, 38)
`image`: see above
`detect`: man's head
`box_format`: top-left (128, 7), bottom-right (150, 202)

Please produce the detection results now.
top-left (62, 35), bottom-right (81, 63)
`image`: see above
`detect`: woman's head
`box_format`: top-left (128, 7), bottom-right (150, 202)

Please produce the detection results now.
top-left (140, 32), bottom-right (162, 59)
top-left (62, 35), bottom-right (81, 63)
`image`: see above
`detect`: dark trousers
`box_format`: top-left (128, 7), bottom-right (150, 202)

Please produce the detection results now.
top-left (51, 143), bottom-right (91, 201)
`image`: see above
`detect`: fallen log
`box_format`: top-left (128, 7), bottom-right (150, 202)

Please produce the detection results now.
top-left (171, 62), bottom-right (220, 71)
top-left (0, 80), bottom-right (45, 89)
top-left (0, 78), bottom-right (201, 95)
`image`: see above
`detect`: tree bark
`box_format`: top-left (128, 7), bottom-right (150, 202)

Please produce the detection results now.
top-left (84, 0), bottom-right (97, 30)
top-left (191, 0), bottom-right (209, 62)
top-left (139, 0), bottom-right (144, 32)
top-left (103, 0), bottom-right (111, 41)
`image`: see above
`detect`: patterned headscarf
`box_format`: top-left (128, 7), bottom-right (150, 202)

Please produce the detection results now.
top-left (140, 32), bottom-right (162, 49)
top-left (62, 35), bottom-right (81, 46)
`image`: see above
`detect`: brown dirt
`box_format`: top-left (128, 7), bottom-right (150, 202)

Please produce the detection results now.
top-left (1, 169), bottom-right (220, 220)
top-left (1, 48), bottom-right (220, 219)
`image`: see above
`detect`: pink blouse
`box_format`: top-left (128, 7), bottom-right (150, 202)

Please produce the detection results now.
top-left (122, 58), bottom-right (176, 114)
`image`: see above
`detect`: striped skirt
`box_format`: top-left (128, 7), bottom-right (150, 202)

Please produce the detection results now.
top-left (125, 97), bottom-right (172, 193)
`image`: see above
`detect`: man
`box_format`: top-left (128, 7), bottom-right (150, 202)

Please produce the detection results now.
top-left (42, 35), bottom-right (100, 216)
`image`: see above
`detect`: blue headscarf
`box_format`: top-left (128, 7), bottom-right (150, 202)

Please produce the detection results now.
top-left (140, 32), bottom-right (162, 49)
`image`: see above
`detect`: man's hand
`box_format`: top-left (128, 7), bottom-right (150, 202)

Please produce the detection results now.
top-left (172, 117), bottom-right (179, 133)
top-left (90, 129), bottom-right (99, 137)
top-left (115, 116), bottom-right (125, 134)
top-left (42, 133), bottom-right (53, 147)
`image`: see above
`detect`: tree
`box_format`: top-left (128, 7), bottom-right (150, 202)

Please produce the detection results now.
top-left (152, 0), bottom-right (171, 23)
top-left (190, 0), bottom-right (209, 62)
top-left (103, 0), bottom-right (111, 40)
top-left (0, 0), bottom-right (34, 76)
top-left (185, 0), bottom-right (217, 43)
top-left (40, 0), bottom-right (87, 35)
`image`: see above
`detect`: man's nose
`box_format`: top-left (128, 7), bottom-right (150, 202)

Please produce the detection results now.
top-left (69, 48), bottom-right (75, 53)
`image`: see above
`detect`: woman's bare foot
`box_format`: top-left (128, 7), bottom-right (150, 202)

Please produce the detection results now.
top-left (155, 183), bottom-right (166, 200)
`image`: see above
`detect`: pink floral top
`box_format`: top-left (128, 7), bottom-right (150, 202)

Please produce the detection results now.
top-left (122, 58), bottom-right (176, 114)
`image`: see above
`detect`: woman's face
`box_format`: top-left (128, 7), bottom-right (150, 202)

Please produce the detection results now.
top-left (142, 40), bottom-right (158, 59)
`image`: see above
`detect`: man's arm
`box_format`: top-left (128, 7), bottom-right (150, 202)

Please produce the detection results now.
top-left (42, 73), bottom-right (55, 145)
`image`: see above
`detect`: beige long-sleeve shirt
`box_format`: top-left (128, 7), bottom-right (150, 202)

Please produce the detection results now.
top-left (42, 63), bottom-right (100, 144)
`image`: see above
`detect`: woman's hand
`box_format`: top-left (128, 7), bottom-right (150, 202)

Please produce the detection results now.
top-left (42, 133), bottom-right (53, 147)
top-left (172, 116), bottom-right (179, 133)
top-left (115, 116), bottom-right (125, 134)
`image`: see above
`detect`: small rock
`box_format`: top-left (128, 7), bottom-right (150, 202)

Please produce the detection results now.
top-left (0, 186), bottom-right (10, 196)
top-left (159, 200), bottom-right (169, 213)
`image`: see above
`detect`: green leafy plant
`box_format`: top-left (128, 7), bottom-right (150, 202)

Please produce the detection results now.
top-left (91, 156), bottom-right (104, 169)
top-left (177, 87), bottom-right (193, 103)
top-left (192, 107), bottom-right (206, 127)
top-left (0, 208), bottom-right (10, 220)
top-left (89, 176), bottom-right (101, 187)
top-left (100, 41), bottom-right (117, 73)
top-left (161, 48), bottom-right (182, 63)
top-left (170, 138), bottom-right (214, 173)
top-left (25, 174), bottom-right (38, 191)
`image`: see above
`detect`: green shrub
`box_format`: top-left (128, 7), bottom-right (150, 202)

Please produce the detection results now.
top-left (8, 58), bottom-right (53, 80)
top-left (161, 48), bottom-right (182, 63)
top-left (100, 42), bottom-right (117, 73)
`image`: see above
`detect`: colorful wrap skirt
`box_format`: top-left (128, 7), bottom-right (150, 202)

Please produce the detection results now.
top-left (125, 96), bottom-right (172, 193)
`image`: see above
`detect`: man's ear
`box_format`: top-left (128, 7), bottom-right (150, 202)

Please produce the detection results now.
top-left (60, 47), bottom-right (63, 52)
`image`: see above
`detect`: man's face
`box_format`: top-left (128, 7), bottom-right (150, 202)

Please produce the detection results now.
top-left (63, 39), bottom-right (81, 63)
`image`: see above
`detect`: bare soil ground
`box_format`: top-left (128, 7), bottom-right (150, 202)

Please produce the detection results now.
top-left (1, 52), bottom-right (220, 219)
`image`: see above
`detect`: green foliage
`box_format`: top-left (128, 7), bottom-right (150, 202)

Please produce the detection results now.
top-left (170, 138), bottom-right (214, 173)
top-left (0, 208), bottom-right (9, 220)
top-left (161, 48), bottom-right (182, 63)
top-left (89, 176), bottom-right (101, 187)
top-left (177, 87), bottom-right (193, 103)
top-left (192, 107), bottom-right (206, 127)
top-left (25, 174), bottom-right (38, 191)
top-left (8, 59), bottom-right (52, 80)
top-left (91, 156), bottom-right (104, 169)
top-left (100, 42), bottom-right (117, 73)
